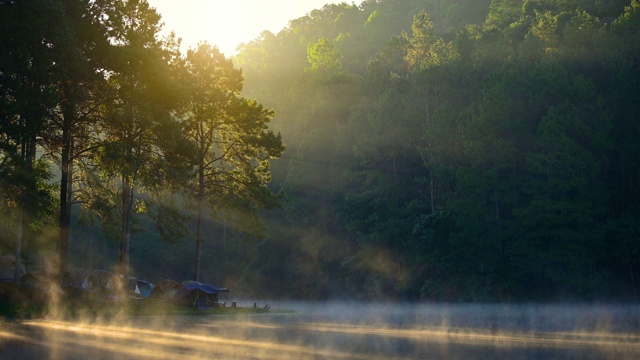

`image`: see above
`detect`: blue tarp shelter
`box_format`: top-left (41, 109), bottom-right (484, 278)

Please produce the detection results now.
top-left (173, 281), bottom-right (229, 309)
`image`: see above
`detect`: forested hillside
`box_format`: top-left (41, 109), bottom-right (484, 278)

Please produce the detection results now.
top-left (2, 0), bottom-right (639, 302)
top-left (235, 0), bottom-right (640, 301)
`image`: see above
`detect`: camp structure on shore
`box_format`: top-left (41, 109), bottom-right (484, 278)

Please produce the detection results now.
top-left (172, 281), bottom-right (229, 309)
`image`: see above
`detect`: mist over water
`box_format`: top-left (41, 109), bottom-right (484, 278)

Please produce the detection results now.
top-left (2, 302), bottom-right (639, 359)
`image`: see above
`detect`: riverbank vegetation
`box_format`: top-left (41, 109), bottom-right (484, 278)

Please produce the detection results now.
top-left (0, 283), bottom-right (273, 320)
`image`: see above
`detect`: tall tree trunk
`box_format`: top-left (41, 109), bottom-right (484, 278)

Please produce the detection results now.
top-left (16, 131), bottom-right (38, 285)
top-left (631, 263), bottom-right (638, 301)
top-left (119, 175), bottom-right (133, 274)
top-left (15, 129), bottom-right (37, 285)
top-left (429, 167), bottom-right (435, 213)
top-left (20, 134), bottom-right (37, 261)
top-left (15, 205), bottom-right (23, 286)
top-left (194, 164), bottom-right (205, 282)
top-left (15, 138), bottom-right (25, 285)
top-left (58, 101), bottom-right (74, 278)
top-left (67, 135), bottom-right (74, 223)
top-left (418, 151), bottom-right (436, 213)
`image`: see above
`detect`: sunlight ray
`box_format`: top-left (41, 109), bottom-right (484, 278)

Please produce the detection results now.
top-left (22, 320), bottom-right (406, 360)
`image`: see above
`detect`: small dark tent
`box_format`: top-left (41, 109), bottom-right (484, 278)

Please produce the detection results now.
top-left (61, 268), bottom-right (94, 291)
top-left (61, 269), bottom-right (128, 296)
top-left (173, 281), bottom-right (229, 309)
top-left (0, 255), bottom-right (26, 281)
top-left (90, 270), bottom-right (125, 293)
top-left (135, 280), bottom-right (154, 298)
top-left (150, 279), bottom-right (180, 299)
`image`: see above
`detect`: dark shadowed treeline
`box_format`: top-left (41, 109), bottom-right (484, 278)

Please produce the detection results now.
top-left (235, 0), bottom-right (640, 301)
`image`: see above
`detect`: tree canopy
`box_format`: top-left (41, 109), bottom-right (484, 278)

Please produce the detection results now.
top-left (0, 0), bottom-right (283, 287)
top-left (2, 0), bottom-right (639, 302)
top-left (235, 0), bottom-right (639, 301)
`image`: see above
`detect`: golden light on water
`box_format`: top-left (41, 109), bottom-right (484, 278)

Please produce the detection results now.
top-left (20, 319), bottom-right (393, 360)
top-left (295, 322), bottom-right (640, 350)
top-left (13, 316), bottom-right (640, 359)
top-left (0, 330), bottom-right (31, 343)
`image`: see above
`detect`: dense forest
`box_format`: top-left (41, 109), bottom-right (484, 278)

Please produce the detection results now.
top-left (0, 0), bottom-right (283, 286)
top-left (2, 0), bottom-right (640, 302)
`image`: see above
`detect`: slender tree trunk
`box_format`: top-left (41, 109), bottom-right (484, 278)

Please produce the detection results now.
top-left (67, 137), bottom-right (74, 211)
top-left (15, 129), bottom-right (36, 285)
top-left (631, 263), bottom-right (637, 301)
top-left (194, 164), bottom-right (205, 282)
top-left (58, 102), bottom-right (73, 278)
top-left (222, 210), bottom-right (227, 268)
top-left (15, 134), bottom-right (26, 286)
top-left (14, 207), bottom-right (23, 286)
top-left (16, 131), bottom-right (38, 285)
top-left (495, 197), bottom-right (506, 264)
top-left (429, 168), bottom-right (435, 213)
top-left (418, 151), bottom-right (436, 213)
top-left (119, 175), bottom-right (133, 274)
top-left (20, 132), bottom-right (36, 260)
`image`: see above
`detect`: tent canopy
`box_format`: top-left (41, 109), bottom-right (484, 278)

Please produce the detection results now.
top-left (178, 281), bottom-right (228, 294)
top-left (173, 281), bottom-right (229, 309)
top-left (150, 279), bottom-right (180, 299)
top-left (0, 255), bottom-right (26, 281)
top-left (61, 268), bottom-right (128, 294)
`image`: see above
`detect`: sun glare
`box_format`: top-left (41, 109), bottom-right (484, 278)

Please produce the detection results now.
top-left (149, 0), bottom-right (334, 56)
top-left (148, 0), bottom-right (269, 55)
top-left (178, 2), bottom-right (253, 54)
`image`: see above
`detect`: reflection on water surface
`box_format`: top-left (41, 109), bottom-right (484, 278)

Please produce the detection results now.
top-left (1, 302), bottom-right (639, 359)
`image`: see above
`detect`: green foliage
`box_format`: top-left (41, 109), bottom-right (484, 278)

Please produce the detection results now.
top-left (178, 42), bottom-right (284, 281)
top-left (3, 0), bottom-right (640, 302)
top-left (232, 0), bottom-right (640, 301)
top-left (485, 0), bottom-right (524, 30)
top-left (1, 0), bottom-right (282, 287)
top-left (306, 37), bottom-right (343, 74)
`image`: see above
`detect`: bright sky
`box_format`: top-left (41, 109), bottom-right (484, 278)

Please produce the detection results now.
top-left (147, 0), bottom-right (339, 56)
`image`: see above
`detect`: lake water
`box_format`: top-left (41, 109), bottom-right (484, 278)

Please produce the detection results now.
top-left (1, 302), bottom-right (639, 359)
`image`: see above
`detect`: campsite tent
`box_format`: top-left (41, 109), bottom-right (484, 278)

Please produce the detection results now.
top-left (0, 255), bottom-right (26, 282)
top-left (134, 280), bottom-right (154, 298)
top-left (21, 271), bottom-right (55, 290)
top-left (173, 281), bottom-right (229, 309)
top-left (149, 279), bottom-right (180, 299)
top-left (61, 268), bottom-right (94, 290)
top-left (19, 271), bottom-right (61, 301)
top-left (61, 268), bottom-right (125, 294)
top-left (91, 270), bottom-right (125, 293)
